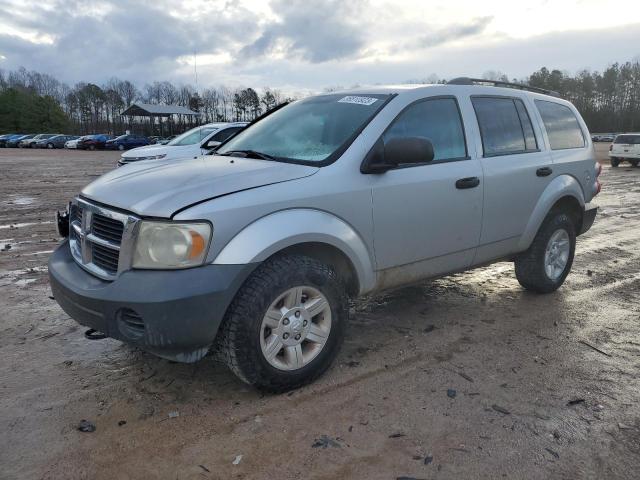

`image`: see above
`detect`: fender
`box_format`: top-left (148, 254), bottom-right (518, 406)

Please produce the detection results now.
top-left (518, 174), bottom-right (585, 251)
top-left (212, 209), bottom-right (376, 294)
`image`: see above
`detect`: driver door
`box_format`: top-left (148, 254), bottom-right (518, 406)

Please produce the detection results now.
top-left (369, 96), bottom-right (483, 287)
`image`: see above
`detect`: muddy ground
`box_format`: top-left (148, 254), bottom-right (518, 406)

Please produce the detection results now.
top-left (0, 144), bottom-right (638, 480)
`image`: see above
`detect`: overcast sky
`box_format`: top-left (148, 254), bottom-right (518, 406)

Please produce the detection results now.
top-left (1, 0), bottom-right (640, 94)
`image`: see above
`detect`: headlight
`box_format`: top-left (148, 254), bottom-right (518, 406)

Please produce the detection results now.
top-left (133, 221), bottom-right (212, 269)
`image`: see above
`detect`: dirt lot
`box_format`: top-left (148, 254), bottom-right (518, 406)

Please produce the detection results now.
top-left (1, 144), bottom-right (638, 480)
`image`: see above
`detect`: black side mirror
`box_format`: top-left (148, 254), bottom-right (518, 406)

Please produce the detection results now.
top-left (361, 136), bottom-right (434, 173)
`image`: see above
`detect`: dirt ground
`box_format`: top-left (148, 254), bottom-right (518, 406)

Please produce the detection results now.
top-left (1, 144), bottom-right (638, 480)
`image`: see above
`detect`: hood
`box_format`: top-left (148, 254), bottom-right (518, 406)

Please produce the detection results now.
top-left (121, 143), bottom-right (192, 160)
top-left (81, 155), bottom-right (319, 217)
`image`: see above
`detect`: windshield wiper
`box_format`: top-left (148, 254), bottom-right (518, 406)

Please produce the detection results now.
top-left (218, 149), bottom-right (278, 161)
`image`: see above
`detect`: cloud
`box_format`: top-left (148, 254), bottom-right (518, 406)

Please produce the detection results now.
top-left (413, 16), bottom-right (493, 48)
top-left (238, 0), bottom-right (368, 63)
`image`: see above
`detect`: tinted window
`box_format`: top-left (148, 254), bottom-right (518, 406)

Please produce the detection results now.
top-left (383, 97), bottom-right (467, 161)
top-left (472, 97), bottom-right (538, 156)
top-left (514, 99), bottom-right (537, 151)
top-left (614, 134), bottom-right (640, 144)
top-left (535, 100), bottom-right (585, 150)
top-left (212, 127), bottom-right (243, 142)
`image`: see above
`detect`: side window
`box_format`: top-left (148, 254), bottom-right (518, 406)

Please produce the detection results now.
top-left (383, 97), bottom-right (467, 162)
top-left (472, 97), bottom-right (538, 156)
top-left (535, 100), bottom-right (585, 150)
top-left (212, 127), bottom-right (242, 143)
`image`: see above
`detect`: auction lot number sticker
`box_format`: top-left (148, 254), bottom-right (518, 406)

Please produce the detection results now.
top-left (338, 96), bottom-right (379, 106)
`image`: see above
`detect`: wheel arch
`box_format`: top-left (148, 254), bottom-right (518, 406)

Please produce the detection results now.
top-left (518, 174), bottom-right (585, 251)
top-left (212, 209), bottom-right (376, 295)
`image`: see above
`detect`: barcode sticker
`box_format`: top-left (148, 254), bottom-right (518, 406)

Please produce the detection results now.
top-left (338, 96), bottom-right (378, 106)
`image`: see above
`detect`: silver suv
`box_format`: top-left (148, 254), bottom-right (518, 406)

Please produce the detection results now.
top-left (49, 79), bottom-right (600, 391)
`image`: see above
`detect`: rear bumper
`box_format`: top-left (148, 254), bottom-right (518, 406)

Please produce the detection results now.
top-left (579, 202), bottom-right (598, 235)
top-left (609, 152), bottom-right (640, 159)
top-left (48, 241), bottom-right (257, 362)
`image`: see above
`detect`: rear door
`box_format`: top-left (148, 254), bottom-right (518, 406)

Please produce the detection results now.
top-left (370, 96), bottom-right (483, 284)
top-left (471, 95), bottom-right (553, 264)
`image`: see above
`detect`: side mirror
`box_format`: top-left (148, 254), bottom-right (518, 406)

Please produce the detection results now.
top-left (203, 140), bottom-right (221, 150)
top-left (361, 137), bottom-right (434, 173)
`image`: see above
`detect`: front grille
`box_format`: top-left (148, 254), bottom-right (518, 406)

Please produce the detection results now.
top-left (92, 213), bottom-right (124, 244)
top-left (68, 199), bottom-right (135, 280)
top-left (92, 243), bottom-right (120, 274)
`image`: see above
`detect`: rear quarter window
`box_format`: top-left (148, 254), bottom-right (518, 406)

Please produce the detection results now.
top-left (535, 100), bottom-right (585, 150)
top-left (614, 135), bottom-right (640, 144)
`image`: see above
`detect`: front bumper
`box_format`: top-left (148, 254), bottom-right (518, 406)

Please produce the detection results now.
top-left (48, 241), bottom-right (257, 362)
top-left (579, 202), bottom-right (598, 235)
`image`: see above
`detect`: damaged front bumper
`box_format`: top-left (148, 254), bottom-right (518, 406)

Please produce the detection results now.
top-left (48, 241), bottom-right (257, 362)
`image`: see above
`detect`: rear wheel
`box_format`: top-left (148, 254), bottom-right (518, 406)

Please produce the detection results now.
top-left (630, 160), bottom-right (639, 167)
top-left (47, 143), bottom-right (54, 149)
top-left (215, 254), bottom-right (347, 392)
top-left (118, 144), bottom-right (125, 151)
top-left (611, 157), bottom-right (620, 167)
top-left (89, 145), bottom-right (96, 151)
top-left (515, 211), bottom-right (576, 293)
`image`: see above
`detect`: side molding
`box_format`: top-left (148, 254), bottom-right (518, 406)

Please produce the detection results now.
top-left (213, 209), bottom-right (376, 294)
top-left (518, 174), bottom-right (585, 251)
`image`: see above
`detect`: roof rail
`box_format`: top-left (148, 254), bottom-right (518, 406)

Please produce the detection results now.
top-left (447, 77), bottom-right (560, 97)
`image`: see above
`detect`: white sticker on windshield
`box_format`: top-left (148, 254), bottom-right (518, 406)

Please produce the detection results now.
top-left (338, 96), bottom-right (379, 106)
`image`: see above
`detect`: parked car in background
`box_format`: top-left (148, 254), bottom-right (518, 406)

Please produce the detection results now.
top-left (157, 135), bottom-right (178, 145)
top-left (0, 134), bottom-right (23, 147)
top-left (77, 134), bottom-right (113, 150)
top-left (105, 134), bottom-right (150, 151)
top-left (6, 134), bottom-right (35, 147)
top-left (50, 82), bottom-right (599, 391)
top-left (36, 135), bottom-right (79, 149)
top-left (65, 136), bottom-right (87, 149)
top-left (20, 133), bottom-right (58, 148)
top-left (609, 133), bottom-right (640, 167)
top-left (118, 122), bottom-right (247, 166)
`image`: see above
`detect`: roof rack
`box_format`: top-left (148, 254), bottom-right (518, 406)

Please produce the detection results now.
top-left (447, 77), bottom-right (560, 97)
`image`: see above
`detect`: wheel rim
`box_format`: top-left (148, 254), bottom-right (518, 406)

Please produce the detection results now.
top-left (544, 229), bottom-right (570, 281)
top-left (260, 286), bottom-right (332, 371)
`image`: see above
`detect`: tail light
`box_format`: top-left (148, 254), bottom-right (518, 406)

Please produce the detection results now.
top-left (594, 162), bottom-right (602, 196)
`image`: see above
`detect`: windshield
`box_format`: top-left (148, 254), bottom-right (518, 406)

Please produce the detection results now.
top-left (217, 94), bottom-right (390, 163)
top-left (168, 126), bottom-right (218, 146)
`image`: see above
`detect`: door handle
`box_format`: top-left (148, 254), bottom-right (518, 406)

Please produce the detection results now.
top-left (455, 177), bottom-right (480, 189)
top-left (536, 167), bottom-right (553, 177)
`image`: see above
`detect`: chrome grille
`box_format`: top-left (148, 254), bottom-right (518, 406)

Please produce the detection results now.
top-left (69, 199), bottom-right (138, 280)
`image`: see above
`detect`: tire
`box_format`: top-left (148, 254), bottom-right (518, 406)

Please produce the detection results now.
top-left (89, 145), bottom-right (96, 151)
top-left (47, 143), bottom-right (54, 149)
top-left (118, 144), bottom-right (125, 151)
top-left (514, 211), bottom-right (576, 293)
top-left (611, 158), bottom-right (619, 167)
top-left (630, 160), bottom-right (639, 168)
top-left (215, 254), bottom-right (348, 392)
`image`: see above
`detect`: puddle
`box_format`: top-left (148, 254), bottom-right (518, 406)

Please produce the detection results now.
top-left (9, 196), bottom-right (36, 206)
top-left (0, 221), bottom-right (53, 230)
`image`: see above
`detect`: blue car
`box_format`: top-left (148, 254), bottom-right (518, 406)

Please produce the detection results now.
top-left (7, 134), bottom-right (36, 147)
top-left (0, 133), bottom-right (23, 148)
top-left (105, 134), bottom-right (150, 151)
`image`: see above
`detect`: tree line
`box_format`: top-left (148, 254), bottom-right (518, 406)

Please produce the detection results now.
top-left (0, 67), bottom-right (291, 136)
top-left (1, 57), bottom-right (640, 135)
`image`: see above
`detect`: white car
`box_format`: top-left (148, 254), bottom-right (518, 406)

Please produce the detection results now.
top-left (65, 136), bottom-right (86, 149)
top-left (118, 122), bottom-right (247, 166)
top-left (609, 133), bottom-right (640, 167)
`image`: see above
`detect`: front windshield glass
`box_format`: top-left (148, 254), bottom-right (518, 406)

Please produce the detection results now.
top-left (217, 93), bottom-right (390, 163)
top-left (168, 126), bottom-right (218, 146)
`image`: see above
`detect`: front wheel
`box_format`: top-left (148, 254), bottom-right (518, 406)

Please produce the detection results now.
top-left (215, 254), bottom-right (347, 392)
top-left (514, 212), bottom-right (576, 293)
top-left (89, 145), bottom-right (96, 151)
top-left (118, 144), bottom-right (125, 151)
top-left (630, 160), bottom-right (639, 168)
top-left (47, 143), bottom-right (54, 149)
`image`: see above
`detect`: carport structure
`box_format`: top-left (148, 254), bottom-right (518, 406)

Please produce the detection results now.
top-left (120, 103), bottom-right (200, 136)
